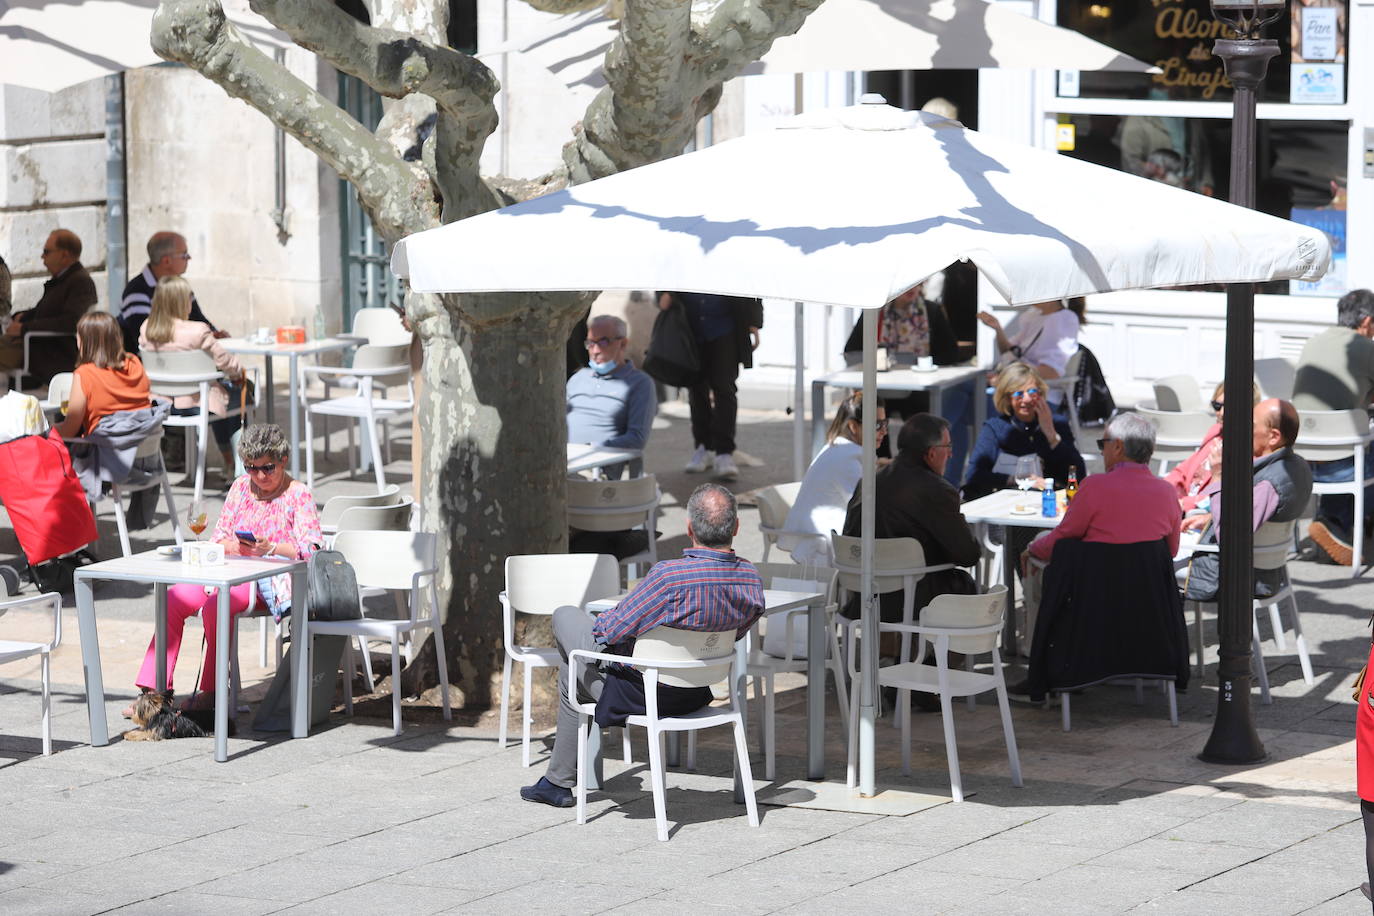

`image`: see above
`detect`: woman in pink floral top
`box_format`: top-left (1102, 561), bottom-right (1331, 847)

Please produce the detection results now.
top-left (130, 424), bottom-right (321, 710)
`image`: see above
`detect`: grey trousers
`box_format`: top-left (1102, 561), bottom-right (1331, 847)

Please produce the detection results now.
top-left (545, 605), bottom-right (607, 788)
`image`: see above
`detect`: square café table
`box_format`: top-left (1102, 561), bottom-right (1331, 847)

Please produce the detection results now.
top-left (75, 550), bottom-right (310, 762)
top-left (809, 364), bottom-right (986, 459)
top-left (960, 488), bottom-right (1064, 656)
top-left (221, 336), bottom-right (355, 477)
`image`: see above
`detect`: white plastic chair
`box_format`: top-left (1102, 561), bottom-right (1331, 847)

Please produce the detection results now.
top-left (1294, 408), bottom-right (1373, 577)
top-left (301, 342), bottom-right (412, 493)
top-left (342, 307), bottom-right (410, 346)
top-left (308, 531), bottom-right (452, 735)
top-left (1181, 520), bottom-right (1313, 703)
top-left (499, 553), bottom-right (620, 766)
top-left (1254, 358), bottom-right (1296, 400)
top-left (0, 590), bottom-right (61, 755)
top-left (746, 563), bottom-right (843, 780)
top-left (845, 587), bottom-right (1020, 803)
top-left (1135, 403), bottom-right (1216, 475)
top-left (755, 481), bottom-right (803, 562)
top-left (569, 626), bottom-right (759, 842)
top-left (142, 349), bottom-right (256, 504)
top-left (566, 475), bottom-right (659, 581)
top-left (99, 427), bottom-right (183, 558)
top-left (1152, 374), bottom-right (1204, 412)
top-left (319, 485), bottom-right (402, 534)
top-left (7, 330), bottom-right (75, 392)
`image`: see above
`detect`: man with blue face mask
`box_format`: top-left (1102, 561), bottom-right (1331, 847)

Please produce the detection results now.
top-left (566, 314), bottom-right (656, 466)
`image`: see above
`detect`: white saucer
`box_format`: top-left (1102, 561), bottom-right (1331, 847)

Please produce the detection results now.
top-left (1008, 507), bottom-right (1038, 517)
top-left (156, 545), bottom-right (182, 557)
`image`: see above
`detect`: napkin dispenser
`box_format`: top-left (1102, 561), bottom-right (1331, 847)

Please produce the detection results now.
top-left (183, 541), bottom-right (226, 567)
top-left (276, 325), bottom-right (307, 344)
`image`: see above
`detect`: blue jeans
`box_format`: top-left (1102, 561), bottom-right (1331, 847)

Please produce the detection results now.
top-left (941, 380), bottom-right (975, 486)
top-left (1310, 442), bottom-right (1374, 535)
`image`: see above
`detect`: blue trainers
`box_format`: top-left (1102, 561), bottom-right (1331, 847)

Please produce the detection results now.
top-left (520, 776), bottom-right (574, 808)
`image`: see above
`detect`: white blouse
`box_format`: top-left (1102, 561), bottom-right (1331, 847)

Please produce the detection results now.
top-left (780, 436), bottom-right (863, 565)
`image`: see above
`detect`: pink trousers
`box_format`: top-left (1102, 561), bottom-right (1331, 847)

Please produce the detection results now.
top-left (135, 583), bottom-right (254, 694)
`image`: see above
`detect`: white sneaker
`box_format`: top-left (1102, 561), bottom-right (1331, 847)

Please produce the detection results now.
top-left (714, 452), bottom-right (739, 480)
top-left (685, 445), bottom-right (711, 473)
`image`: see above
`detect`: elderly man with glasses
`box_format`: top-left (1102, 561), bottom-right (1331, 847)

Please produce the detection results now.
top-left (119, 231), bottom-right (223, 356)
top-left (0, 229), bottom-right (97, 385)
top-left (566, 314), bottom-right (656, 463)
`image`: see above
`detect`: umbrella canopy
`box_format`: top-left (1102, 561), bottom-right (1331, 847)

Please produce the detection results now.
top-left (479, 0), bottom-right (1155, 101)
top-left (393, 102), bottom-right (1330, 306)
top-left (0, 0), bottom-right (288, 93)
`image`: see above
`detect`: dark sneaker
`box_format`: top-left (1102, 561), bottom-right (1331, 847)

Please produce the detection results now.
top-left (1309, 519), bottom-right (1354, 566)
top-left (520, 776), bottom-right (574, 808)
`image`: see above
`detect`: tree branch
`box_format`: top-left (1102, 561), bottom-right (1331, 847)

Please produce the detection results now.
top-left (153, 0), bottom-right (435, 240)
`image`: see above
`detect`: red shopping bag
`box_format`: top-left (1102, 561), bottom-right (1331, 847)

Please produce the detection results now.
top-left (0, 430), bottom-right (97, 565)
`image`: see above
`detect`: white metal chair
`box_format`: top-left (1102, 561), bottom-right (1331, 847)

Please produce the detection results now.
top-left (569, 626), bottom-right (759, 842)
top-left (1181, 520), bottom-right (1313, 703)
top-left (301, 342), bottom-right (412, 493)
top-left (319, 485), bottom-right (403, 534)
top-left (566, 475), bottom-right (659, 581)
top-left (746, 562), bottom-right (844, 780)
top-left (1044, 349), bottom-right (1096, 464)
top-left (845, 588), bottom-right (1020, 803)
top-left (1152, 374), bottom-right (1203, 412)
top-left (1254, 357), bottom-right (1296, 400)
top-left (499, 553), bottom-right (620, 766)
top-left (0, 590), bottom-right (61, 755)
top-left (7, 330), bottom-right (75, 392)
top-left (142, 349), bottom-right (255, 504)
top-left (1135, 403), bottom-right (1215, 475)
top-left (1294, 408), bottom-right (1373, 577)
top-left (755, 481), bottom-right (803, 562)
top-left (308, 531), bottom-right (452, 735)
top-left (333, 499), bottom-right (414, 536)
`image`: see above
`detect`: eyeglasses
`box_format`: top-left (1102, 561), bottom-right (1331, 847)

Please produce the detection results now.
top-left (1210, 400), bottom-right (1225, 412)
top-left (1010, 387), bottom-right (1041, 399)
top-left (851, 418), bottom-right (889, 431)
top-left (40, 247), bottom-right (55, 255)
top-left (583, 336), bottom-right (623, 350)
top-left (243, 463), bottom-right (278, 475)
top-left (1096, 437), bottom-right (1114, 451)
top-left (169, 252), bottom-right (192, 261)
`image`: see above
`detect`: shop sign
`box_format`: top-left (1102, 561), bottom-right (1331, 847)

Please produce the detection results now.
top-left (1290, 0), bottom-right (1347, 104)
top-left (1289, 208), bottom-right (1346, 296)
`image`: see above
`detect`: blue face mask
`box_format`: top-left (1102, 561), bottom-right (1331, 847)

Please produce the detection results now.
top-left (590, 359), bottom-right (618, 376)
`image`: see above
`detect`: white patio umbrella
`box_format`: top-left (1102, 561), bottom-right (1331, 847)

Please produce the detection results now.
top-left (480, 0), bottom-right (1155, 102)
top-left (391, 99), bottom-right (1329, 798)
top-left (0, 0), bottom-right (288, 93)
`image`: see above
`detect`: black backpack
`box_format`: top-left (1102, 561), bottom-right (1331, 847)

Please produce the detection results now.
top-left (307, 550), bottom-right (363, 621)
top-left (1072, 344), bottom-right (1116, 426)
top-left (641, 297), bottom-right (701, 388)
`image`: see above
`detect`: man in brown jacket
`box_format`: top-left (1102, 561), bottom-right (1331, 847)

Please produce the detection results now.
top-left (0, 229), bottom-right (97, 386)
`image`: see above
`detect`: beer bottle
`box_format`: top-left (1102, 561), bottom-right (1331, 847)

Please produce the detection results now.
top-left (1066, 467), bottom-right (1079, 503)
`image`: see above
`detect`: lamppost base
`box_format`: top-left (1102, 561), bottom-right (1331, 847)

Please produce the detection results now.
top-left (1198, 674), bottom-right (1267, 765)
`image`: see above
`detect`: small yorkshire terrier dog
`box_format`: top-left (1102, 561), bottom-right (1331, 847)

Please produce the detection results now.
top-left (123, 691), bottom-right (210, 741)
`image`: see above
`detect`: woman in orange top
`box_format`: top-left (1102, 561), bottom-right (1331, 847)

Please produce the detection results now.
top-left (56, 311), bottom-right (151, 438)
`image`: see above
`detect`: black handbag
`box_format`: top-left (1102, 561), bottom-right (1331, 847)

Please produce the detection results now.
top-left (642, 298), bottom-right (701, 388)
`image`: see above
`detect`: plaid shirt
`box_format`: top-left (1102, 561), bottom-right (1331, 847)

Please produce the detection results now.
top-left (592, 548), bottom-right (765, 650)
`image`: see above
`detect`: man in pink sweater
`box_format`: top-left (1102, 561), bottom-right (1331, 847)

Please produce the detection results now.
top-left (1028, 411), bottom-right (1181, 565)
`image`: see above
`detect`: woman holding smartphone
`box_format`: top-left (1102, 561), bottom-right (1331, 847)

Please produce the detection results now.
top-left (126, 423), bottom-right (321, 714)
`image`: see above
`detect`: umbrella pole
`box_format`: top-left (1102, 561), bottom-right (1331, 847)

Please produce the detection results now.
top-left (859, 306), bottom-right (879, 797)
top-left (794, 301), bottom-right (807, 479)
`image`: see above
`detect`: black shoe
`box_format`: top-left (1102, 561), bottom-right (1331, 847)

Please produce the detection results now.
top-left (1004, 679), bottom-right (1034, 702)
top-left (520, 776), bottom-right (574, 808)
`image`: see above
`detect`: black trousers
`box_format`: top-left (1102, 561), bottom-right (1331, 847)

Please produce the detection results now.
top-left (688, 333), bottom-right (739, 455)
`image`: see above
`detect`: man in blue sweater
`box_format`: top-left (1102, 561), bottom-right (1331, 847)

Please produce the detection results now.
top-left (566, 314), bottom-right (656, 466)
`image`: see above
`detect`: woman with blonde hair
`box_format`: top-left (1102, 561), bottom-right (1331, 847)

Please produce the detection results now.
top-left (140, 275), bottom-right (245, 476)
top-left (962, 361), bottom-right (1084, 501)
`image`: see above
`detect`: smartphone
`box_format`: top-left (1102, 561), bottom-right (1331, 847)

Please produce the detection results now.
top-left (234, 529), bottom-right (257, 544)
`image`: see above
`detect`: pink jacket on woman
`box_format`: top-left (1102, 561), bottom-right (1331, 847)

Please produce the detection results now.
top-left (139, 318), bottom-right (243, 416)
top-left (1164, 422), bottom-right (1221, 513)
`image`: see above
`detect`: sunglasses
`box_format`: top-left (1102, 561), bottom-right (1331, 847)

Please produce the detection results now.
top-left (1010, 387), bottom-right (1041, 399)
top-left (1210, 400), bottom-right (1225, 412)
top-left (1095, 437), bottom-right (1114, 451)
top-left (243, 463), bottom-right (278, 475)
top-left (583, 336), bottom-right (624, 350)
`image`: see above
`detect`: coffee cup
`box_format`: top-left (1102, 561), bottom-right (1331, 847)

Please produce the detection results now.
top-left (257, 326), bottom-right (271, 343)
top-left (917, 355), bottom-right (935, 371)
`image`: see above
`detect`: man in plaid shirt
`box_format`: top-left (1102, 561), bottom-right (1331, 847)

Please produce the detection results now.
top-left (521, 483), bottom-right (765, 808)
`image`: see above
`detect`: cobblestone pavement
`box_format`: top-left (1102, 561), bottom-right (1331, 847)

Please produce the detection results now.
top-left (0, 398), bottom-right (1369, 913)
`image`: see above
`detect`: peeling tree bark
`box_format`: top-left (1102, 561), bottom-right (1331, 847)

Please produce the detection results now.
top-left (154, 0), bottom-right (820, 709)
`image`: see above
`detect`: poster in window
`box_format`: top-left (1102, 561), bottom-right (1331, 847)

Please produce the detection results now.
top-left (1288, 208), bottom-right (1346, 297)
top-left (1290, 0), bottom-right (1346, 104)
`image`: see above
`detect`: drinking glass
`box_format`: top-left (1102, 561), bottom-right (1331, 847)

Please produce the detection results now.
top-left (1014, 455), bottom-right (1041, 491)
top-left (186, 499), bottom-right (208, 541)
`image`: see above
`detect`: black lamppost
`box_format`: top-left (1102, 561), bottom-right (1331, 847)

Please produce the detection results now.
top-left (1200, 0), bottom-right (1286, 765)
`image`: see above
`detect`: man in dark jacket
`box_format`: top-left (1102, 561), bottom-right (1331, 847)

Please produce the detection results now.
top-left (0, 229), bottom-right (96, 386)
top-left (658, 292), bottom-right (763, 481)
top-left (841, 413), bottom-right (982, 621)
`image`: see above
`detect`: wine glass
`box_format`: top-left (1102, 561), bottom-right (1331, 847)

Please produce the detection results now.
top-left (1014, 455), bottom-right (1041, 491)
top-left (186, 499), bottom-right (208, 541)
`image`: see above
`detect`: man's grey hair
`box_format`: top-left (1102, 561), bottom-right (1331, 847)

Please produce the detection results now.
top-left (1107, 412), bottom-right (1156, 465)
top-left (147, 232), bottom-right (185, 265)
top-left (687, 483), bottom-right (737, 549)
top-left (237, 424), bottom-right (290, 465)
top-left (1336, 289), bottom-right (1374, 330)
top-left (588, 314), bottom-right (627, 338)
